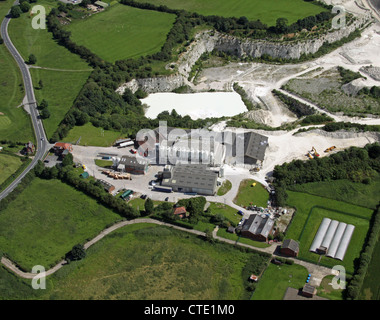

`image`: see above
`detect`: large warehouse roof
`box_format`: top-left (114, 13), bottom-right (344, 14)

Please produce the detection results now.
top-left (309, 218), bottom-right (355, 261)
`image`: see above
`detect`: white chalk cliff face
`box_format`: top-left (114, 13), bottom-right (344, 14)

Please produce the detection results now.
top-left (116, 12), bottom-right (371, 95)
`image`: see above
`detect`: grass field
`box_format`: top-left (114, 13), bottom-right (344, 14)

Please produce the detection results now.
top-left (0, 153), bottom-right (23, 185)
top-left (0, 0), bottom-right (35, 143)
top-left (8, 0), bottom-right (91, 70)
top-left (65, 123), bottom-right (123, 147)
top-left (317, 275), bottom-right (344, 300)
top-left (30, 68), bottom-right (91, 139)
top-left (251, 263), bottom-right (308, 300)
top-left (217, 179), bottom-right (232, 196)
top-left (285, 191), bottom-right (373, 274)
top-left (359, 234), bottom-right (380, 300)
top-left (233, 179), bottom-right (269, 208)
top-left (66, 4), bottom-right (176, 63)
top-left (36, 224), bottom-right (267, 300)
top-left (0, 178), bottom-right (122, 271)
top-left (134, 0), bottom-right (327, 26)
top-left (288, 177), bottom-right (380, 210)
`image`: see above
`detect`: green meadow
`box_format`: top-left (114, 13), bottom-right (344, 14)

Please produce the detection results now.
top-left (0, 0), bottom-right (34, 143)
top-left (285, 191), bottom-right (373, 274)
top-left (0, 178), bottom-right (122, 271)
top-left (134, 0), bottom-right (327, 26)
top-left (66, 4), bottom-right (176, 63)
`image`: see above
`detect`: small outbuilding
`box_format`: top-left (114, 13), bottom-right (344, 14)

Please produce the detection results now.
top-left (280, 239), bottom-right (300, 257)
top-left (173, 206), bottom-right (188, 219)
top-left (302, 284), bottom-right (317, 298)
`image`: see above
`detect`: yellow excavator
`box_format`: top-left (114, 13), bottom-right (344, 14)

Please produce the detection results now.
top-left (312, 147), bottom-right (320, 157)
top-left (324, 146), bottom-right (336, 153)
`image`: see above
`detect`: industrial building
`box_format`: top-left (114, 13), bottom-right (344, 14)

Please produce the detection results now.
top-left (158, 137), bottom-right (225, 166)
top-left (161, 164), bottom-right (218, 196)
top-left (240, 214), bottom-right (274, 242)
top-left (309, 218), bottom-right (355, 261)
top-left (224, 131), bottom-right (269, 166)
top-left (116, 155), bottom-right (150, 175)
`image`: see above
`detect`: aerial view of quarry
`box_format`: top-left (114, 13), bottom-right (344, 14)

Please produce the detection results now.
top-left (0, 0), bottom-right (380, 309)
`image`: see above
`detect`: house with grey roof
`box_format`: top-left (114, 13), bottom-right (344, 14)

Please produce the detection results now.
top-left (240, 214), bottom-right (274, 242)
top-left (161, 164), bottom-right (218, 196)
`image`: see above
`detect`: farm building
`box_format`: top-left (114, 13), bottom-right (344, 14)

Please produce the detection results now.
top-left (161, 164), bottom-right (218, 196)
top-left (309, 218), bottom-right (355, 261)
top-left (240, 214), bottom-right (274, 242)
top-left (117, 155), bottom-right (150, 175)
top-left (97, 179), bottom-right (115, 194)
top-left (280, 239), bottom-right (299, 257)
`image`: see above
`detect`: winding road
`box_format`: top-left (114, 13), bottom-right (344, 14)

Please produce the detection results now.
top-left (0, 3), bottom-right (48, 201)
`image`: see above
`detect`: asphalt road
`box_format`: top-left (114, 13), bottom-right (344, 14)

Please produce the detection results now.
top-left (0, 6), bottom-right (48, 201)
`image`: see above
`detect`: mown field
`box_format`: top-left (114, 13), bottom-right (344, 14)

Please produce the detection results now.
top-left (234, 179), bottom-right (269, 208)
top-left (251, 263), bottom-right (308, 300)
top-left (0, 0), bottom-right (35, 143)
top-left (0, 178), bottom-right (122, 271)
top-left (64, 122), bottom-right (123, 147)
top-left (134, 0), bottom-right (327, 26)
top-left (66, 4), bottom-right (176, 63)
top-left (288, 177), bottom-right (380, 210)
top-left (285, 191), bottom-right (373, 274)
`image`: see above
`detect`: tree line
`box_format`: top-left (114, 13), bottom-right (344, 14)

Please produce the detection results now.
top-left (272, 143), bottom-right (380, 207)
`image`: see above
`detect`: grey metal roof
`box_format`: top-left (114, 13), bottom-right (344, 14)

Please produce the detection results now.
top-left (244, 132), bottom-right (268, 161)
top-left (161, 164), bottom-right (218, 192)
top-left (242, 214), bottom-right (274, 238)
top-left (334, 224), bottom-right (355, 261)
top-left (326, 222), bottom-right (347, 258)
top-left (282, 239), bottom-right (299, 252)
top-left (120, 155), bottom-right (149, 169)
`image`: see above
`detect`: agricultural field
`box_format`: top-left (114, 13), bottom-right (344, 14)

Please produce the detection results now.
top-left (285, 191), bottom-right (373, 274)
top-left (65, 4), bottom-right (176, 63)
top-left (251, 263), bottom-right (309, 300)
top-left (283, 67), bottom-right (380, 115)
top-left (288, 177), bottom-right (380, 210)
top-left (32, 224), bottom-right (269, 300)
top-left (0, 153), bottom-right (24, 186)
top-left (0, 0), bottom-right (34, 143)
top-left (64, 123), bottom-right (123, 147)
top-left (134, 0), bottom-right (327, 26)
top-left (0, 178), bottom-right (122, 271)
top-left (359, 234), bottom-right (380, 300)
top-left (233, 179), bottom-right (269, 208)
top-left (7, 0), bottom-right (91, 70)
top-left (31, 69), bottom-right (91, 139)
